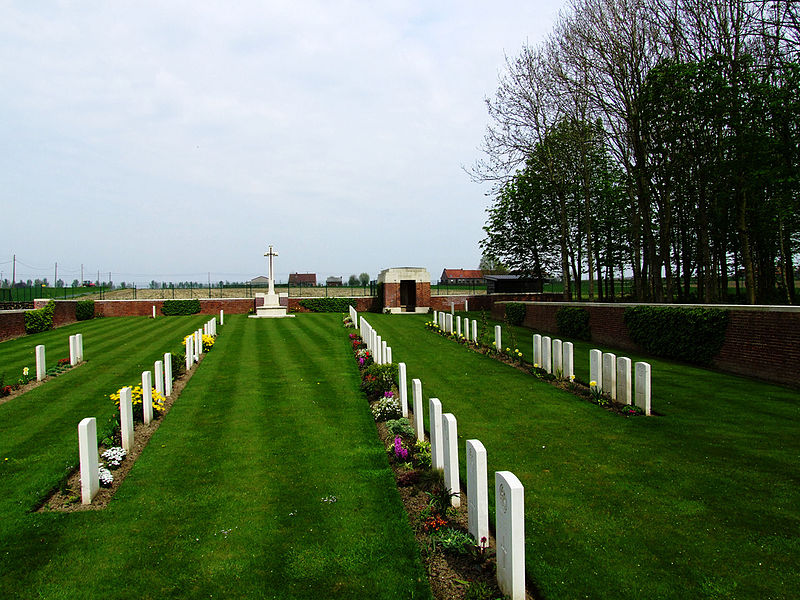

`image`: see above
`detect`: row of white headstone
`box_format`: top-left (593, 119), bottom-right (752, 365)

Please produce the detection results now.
top-left (79, 314), bottom-right (223, 506)
top-left (589, 349), bottom-right (651, 414)
top-left (433, 310), bottom-right (480, 343)
top-left (359, 316), bottom-right (393, 366)
top-left (532, 334), bottom-right (575, 378)
top-left (33, 333), bottom-right (86, 382)
top-left (356, 308), bottom-right (525, 600)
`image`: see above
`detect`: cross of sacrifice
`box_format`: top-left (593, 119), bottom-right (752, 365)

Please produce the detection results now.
top-left (264, 244), bottom-right (278, 296)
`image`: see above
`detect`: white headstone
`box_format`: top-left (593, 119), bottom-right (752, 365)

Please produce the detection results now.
top-left (119, 386), bottom-right (134, 452)
top-left (442, 413), bottom-right (460, 507)
top-left (398, 363), bottom-right (408, 417)
top-left (496, 471), bottom-right (526, 600)
top-left (376, 335), bottom-right (383, 365)
top-left (450, 302), bottom-right (454, 315)
top-left (433, 310), bottom-right (438, 325)
top-left (185, 335), bottom-right (193, 371)
top-left (495, 325), bottom-right (502, 352)
top-left (164, 352), bottom-right (173, 396)
top-left (616, 357), bottom-right (632, 405)
top-left (635, 361), bottom-right (652, 415)
top-left (220, 309), bottom-right (224, 325)
top-left (602, 352), bottom-right (617, 399)
top-left (152, 305), bottom-right (156, 319)
top-left (76, 334), bottom-right (84, 362)
top-left (466, 439), bottom-right (489, 544)
top-left (142, 371), bottom-right (153, 425)
top-left (589, 349), bottom-right (603, 389)
top-left (533, 334), bottom-right (542, 367)
top-left (541, 336), bottom-right (552, 373)
top-left (386, 346), bottom-right (392, 365)
top-left (472, 320), bottom-right (477, 343)
top-left (381, 340), bottom-right (387, 364)
top-left (465, 299), bottom-right (468, 312)
top-left (69, 334), bottom-right (78, 366)
top-left (78, 417), bottom-right (99, 505)
top-left (412, 379), bottom-right (424, 441)
top-left (446, 313), bottom-right (454, 334)
top-left (456, 316), bottom-right (462, 337)
top-left (154, 360), bottom-right (165, 396)
top-left (429, 398), bottom-right (443, 470)
top-left (196, 329), bottom-right (203, 360)
top-left (35, 344), bottom-right (46, 381)
top-left (563, 342), bottom-right (574, 378)
top-left (552, 339), bottom-right (563, 376)
top-left (463, 318), bottom-right (470, 341)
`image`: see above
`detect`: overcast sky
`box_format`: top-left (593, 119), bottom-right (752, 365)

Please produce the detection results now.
top-left (1, 1), bottom-right (565, 285)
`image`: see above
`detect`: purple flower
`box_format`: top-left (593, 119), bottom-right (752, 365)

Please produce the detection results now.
top-left (358, 357), bottom-right (365, 366)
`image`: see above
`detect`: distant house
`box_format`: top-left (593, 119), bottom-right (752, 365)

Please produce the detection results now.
top-left (484, 274), bottom-right (543, 294)
top-left (289, 273), bottom-right (316, 287)
top-left (440, 269), bottom-right (484, 285)
top-left (326, 276), bottom-right (343, 287)
top-left (250, 276), bottom-right (270, 285)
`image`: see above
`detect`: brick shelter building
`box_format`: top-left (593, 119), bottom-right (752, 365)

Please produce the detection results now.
top-left (377, 267), bottom-right (431, 314)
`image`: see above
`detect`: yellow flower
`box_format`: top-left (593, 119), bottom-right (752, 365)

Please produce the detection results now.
top-left (590, 380), bottom-right (597, 388)
top-left (22, 367), bottom-right (29, 376)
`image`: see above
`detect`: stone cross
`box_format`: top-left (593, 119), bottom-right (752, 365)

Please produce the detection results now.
top-left (264, 244), bottom-right (278, 296)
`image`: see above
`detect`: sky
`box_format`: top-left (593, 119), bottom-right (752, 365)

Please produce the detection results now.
top-left (1, 0), bottom-right (565, 286)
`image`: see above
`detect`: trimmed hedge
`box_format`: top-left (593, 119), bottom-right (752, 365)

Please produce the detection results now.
top-left (25, 300), bottom-right (55, 334)
top-left (504, 303), bottom-right (526, 326)
top-left (75, 299), bottom-right (95, 321)
top-left (556, 307), bottom-right (591, 340)
top-left (624, 306), bottom-right (729, 366)
top-left (162, 299), bottom-right (201, 315)
top-left (299, 298), bottom-right (356, 313)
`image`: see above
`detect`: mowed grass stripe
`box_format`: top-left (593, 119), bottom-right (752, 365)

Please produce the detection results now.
top-left (368, 313), bottom-right (800, 600)
top-left (1, 315), bottom-right (430, 599)
top-left (0, 316), bottom-right (209, 514)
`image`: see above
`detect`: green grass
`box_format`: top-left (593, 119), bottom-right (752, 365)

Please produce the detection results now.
top-left (0, 314), bottom-right (430, 599)
top-left (370, 312), bottom-right (800, 600)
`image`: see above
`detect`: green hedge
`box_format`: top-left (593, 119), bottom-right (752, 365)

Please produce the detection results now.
top-left (162, 299), bottom-right (201, 316)
top-left (75, 299), bottom-right (95, 321)
top-left (25, 300), bottom-right (55, 334)
top-left (299, 298), bottom-right (356, 313)
top-left (556, 307), bottom-right (591, 340)
top-left (504, 303), bottom-right (526, 326)
top-left (624, 306), bottom-right (729, 365)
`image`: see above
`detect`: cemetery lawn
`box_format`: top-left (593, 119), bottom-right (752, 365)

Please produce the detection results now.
top-left (0, 314), bottom-right (430, 599)
top-left (371, 313), bottom-right (800, 600)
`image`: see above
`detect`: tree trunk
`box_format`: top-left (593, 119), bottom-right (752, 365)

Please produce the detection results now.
top-left (737, 189), bottom-right (756, 304)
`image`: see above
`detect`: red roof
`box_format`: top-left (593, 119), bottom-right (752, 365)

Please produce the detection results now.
top-left (442, 269), bottom-right (484, 279)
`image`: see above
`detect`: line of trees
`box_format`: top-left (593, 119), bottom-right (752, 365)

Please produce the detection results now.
top-left (475, 0), bottom-right (800, 304)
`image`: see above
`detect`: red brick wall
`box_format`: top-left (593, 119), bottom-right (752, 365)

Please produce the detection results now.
top-left (0, 311), bottom-right (26, 342)
top-left (383, 283), bottom-right (400, 308)
top-left (416, 282), bottom-right (431, 309)
top-left (494, 301), bottom-right (800, 387)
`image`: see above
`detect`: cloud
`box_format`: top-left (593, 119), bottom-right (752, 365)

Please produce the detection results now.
top-left (0, 0), bottom-right (564, 283)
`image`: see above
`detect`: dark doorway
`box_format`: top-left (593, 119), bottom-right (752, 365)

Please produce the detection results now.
top-left (400, 280), bottom-right (416, 312)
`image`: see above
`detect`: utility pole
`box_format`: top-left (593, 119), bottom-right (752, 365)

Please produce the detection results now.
top-left (81, 264), bottom-right (84, 283)
top-left (12, 254), bottom-right (16, 285)
top-left (55, 262), bottom-right (58, 285)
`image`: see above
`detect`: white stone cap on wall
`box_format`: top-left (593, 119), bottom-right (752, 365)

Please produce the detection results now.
top-left (377, 267), bottom-right (431, 284)
top-left (493, 300), bottom-right (800, 313)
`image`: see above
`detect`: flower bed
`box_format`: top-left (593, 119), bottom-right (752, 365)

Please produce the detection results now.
top-left (346, 317), bottom-right (503, 599)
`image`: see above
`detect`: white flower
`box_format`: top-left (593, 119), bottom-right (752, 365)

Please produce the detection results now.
top-left (98, 466), bottom-right (114, 487)
top-left (22, 367), bottom-right (29, 376)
